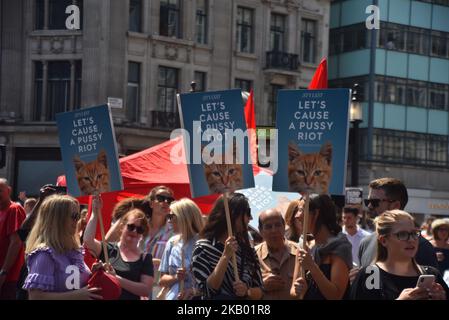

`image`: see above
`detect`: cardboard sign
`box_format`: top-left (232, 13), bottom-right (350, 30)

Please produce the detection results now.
top-left (56, 105), bottom-right (123, 197)
top-left (272, 89), bottom-right (351, 195)
top-left (177, 89), bottom-right (255, 198)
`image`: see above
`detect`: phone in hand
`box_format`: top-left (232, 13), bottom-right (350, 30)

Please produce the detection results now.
top-left (416, 275), bottom-right (435, 289)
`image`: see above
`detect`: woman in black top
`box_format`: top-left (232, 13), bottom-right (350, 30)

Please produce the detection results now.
top-left (192, 193), bottom-right (263, 300)
top-left (291, 194), bottom-right (353, 300)
top-left (350, 210), bottom-right (449, 300)
top-left (84, 197), bottom-right (154, 300)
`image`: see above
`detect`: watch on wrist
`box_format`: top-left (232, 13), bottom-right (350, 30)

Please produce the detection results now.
top-left (0, 269), bottom-right (7, 276)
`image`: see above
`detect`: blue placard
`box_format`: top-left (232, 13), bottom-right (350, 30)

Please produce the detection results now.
top-left (177, 89), bottom-right (255, 198)
top-left (56, 105), bottom-right (123, 197)
top-left (272, 89), bottom-right (350, 196)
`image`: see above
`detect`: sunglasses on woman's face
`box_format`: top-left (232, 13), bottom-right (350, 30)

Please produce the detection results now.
top-left (126, 223), bottom-right (145, 234)
top-left (155, 194), bottom-right (174, 204)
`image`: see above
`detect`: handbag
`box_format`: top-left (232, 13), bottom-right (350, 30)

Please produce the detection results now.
top-left (88, 268), bottom-right (122, 300)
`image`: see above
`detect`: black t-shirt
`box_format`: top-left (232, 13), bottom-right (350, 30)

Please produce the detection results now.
top-left (99, 242), bottom-right (154, 300)
top-left (350, 264), bottom-right (449, 300)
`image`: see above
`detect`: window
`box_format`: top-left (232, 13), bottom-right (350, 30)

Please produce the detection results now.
top-left (236, 7), bottom-right (254, 53)
top-left (268, 84), bottom-right (283, 126)
top-left (160, 0), bottom-right (181, 38)
top-left (406, 80), bottom-right (427, 107)
top-left (127, 62), bottom-right (140, 123)
top-left (431, 30), bottom-right (449, 58)
top-left (154, 66), bottom-right (179, 129)
top-left (385, 78), bottom-right (406, 105)
top-left (34, 60), bottom-right (82, 121)
top-left (194, 71), bottom-right (207, 92)
top-left (196, 0), bottom-right (208, 44)
top-left (157, 66), bottom-right (178, 112)
top-left (301, 19), bottom-right (316, 63)
top-left (407, 27), bottom-right (429, 55)
top-left (270, 14), bottom-right (286, 52)
top-left (129, 0), bottom-right (142, 32)
top-left (366, 129), bottom-right (449, 167)
top-left (235, 79), bottom-right (252, 93)
top-left (404, 132), bottom-right (427, 165)
top-left (36, 0), bottom-right (83, 30)
top-left (428, 136), bottom-right (448, 165)
top-left (429, 83), bottom-right (448, 110)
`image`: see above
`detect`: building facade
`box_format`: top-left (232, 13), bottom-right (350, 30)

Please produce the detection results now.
top-left (330, 0), bottom-right (449, 217)
top-left (0, 0), bottom-right (330, 196)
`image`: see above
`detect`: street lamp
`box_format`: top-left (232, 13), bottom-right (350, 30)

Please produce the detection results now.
top-left (350, 83), bottom-right (363, 187)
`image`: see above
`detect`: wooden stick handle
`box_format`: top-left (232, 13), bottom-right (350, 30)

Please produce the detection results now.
top-left (300, 193), bottom-right (310, 279)
top-left (179, 248), bottom-right (185, 294)
top-left (223, 192), bottom-right (239, 281)
top-left (94, 192), bottom-right (109, 264)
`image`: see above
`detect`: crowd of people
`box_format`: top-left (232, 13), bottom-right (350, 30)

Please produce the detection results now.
top-left (1, 176), bottom-right (449, 300)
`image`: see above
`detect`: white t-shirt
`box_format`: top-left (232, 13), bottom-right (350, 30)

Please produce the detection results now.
top-left (342, 226), bottom-right (371, 267)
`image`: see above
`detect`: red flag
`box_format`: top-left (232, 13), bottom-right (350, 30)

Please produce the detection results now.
top-left (308, 58), bottom-right (328, 89)
top-left (244, 89), bottom-right (257, 164)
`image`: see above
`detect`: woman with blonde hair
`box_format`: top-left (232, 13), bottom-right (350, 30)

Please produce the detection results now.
top-left (350, 210), bottom-right (449, 300)
top-left (84, 199), bottom-right (154, 300)
top-left (23, 195), bottom-right (102, 299)
top-left (158, 198), bottom-right (205, 300)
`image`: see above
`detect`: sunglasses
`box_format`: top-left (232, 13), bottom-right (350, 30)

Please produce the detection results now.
top-left (126, 223), bottom-right (145, 234)
top-left (391, 230), bottom-right (421, 241)
top-left (71, 212), bottom-right (81, 221)
top-left (437, 227), bottom-right (449, 232)
top-left (155, 194), bottom-right (175, 204)
top-left (363, 198), bottom-right (395, 208)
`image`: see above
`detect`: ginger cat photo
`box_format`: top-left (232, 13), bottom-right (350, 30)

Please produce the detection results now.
top-left (73, 150), bottom-right (111, 195)
top-left (203, 142), bottom-right (244, 194)
top-left (288, 141), bottom-right (332, 194)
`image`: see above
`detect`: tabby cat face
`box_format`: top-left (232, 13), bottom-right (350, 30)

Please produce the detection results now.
top-left (203, 143), bottom-right (244, 194)
top-left (73, 150), bottom-right (111, 195)
top-left (288, 141), bottom-right (332, 194)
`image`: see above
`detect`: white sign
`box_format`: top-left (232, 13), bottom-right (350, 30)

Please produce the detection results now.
top-left (346, 187), bottom-right (363, 205)
top-left (108, 97), bottom-right (123, 109)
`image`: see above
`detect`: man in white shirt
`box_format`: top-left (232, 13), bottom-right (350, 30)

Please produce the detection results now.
top-left (341, 207), bottom-right (370, 267)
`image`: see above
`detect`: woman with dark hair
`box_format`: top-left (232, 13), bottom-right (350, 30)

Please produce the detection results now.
top-left (291, 194), bottom-right (352, 300)
top-left (192, 193), bottom-right (263, 300)
top-left (350, 210), bottom-right (448, 300)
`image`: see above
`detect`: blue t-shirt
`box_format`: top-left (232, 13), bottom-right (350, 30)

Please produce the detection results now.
top-left (159, 235), bottom-right (198, 300)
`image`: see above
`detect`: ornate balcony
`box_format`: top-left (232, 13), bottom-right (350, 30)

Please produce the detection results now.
top-left (265, 51), bottom-right (299, 71)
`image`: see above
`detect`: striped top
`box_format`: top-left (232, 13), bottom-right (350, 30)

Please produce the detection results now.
top-left (192, 238), bottom-right (263, 299)
top-left (144, 223), bottom-right (174, 260)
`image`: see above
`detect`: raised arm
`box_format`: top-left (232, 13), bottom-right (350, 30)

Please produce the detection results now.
top-left (83, 196), bottom-right (102, 258)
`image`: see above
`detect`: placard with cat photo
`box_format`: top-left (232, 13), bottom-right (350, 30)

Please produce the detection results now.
top-left (177, 89), bottom-right (255, 198)
top-left (56, 104), bottom-right (123, 197)
top-left (272, 89), bottom-right (351, 196)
